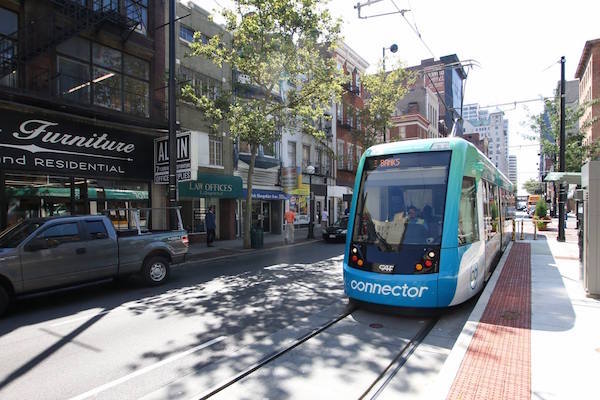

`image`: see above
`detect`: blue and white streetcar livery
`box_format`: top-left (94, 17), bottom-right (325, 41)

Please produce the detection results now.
top-left (343, 138), bottom-right (515, 309)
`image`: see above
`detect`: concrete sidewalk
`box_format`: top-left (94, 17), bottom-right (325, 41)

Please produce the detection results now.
top-left (186, 226), bottom-right (325, 261)
top-left (432, 217), bottom-right (599, 399)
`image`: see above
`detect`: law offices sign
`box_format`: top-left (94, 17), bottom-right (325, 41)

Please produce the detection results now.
top-left (153, 132), bottom-right (192, 184)
top-left (0, 113), bottom-right (154, 180)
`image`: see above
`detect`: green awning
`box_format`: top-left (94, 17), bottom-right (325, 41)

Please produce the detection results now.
top-left (543, 172), bottom-right (581, 185)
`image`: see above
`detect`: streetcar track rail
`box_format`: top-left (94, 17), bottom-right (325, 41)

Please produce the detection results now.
top-left (195, 303), bottom-right (358, 400)
top-left (358, 317), bottom-right (440, 400)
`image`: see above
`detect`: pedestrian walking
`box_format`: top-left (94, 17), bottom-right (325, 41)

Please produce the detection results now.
top-left (284, 208), bottom-right (296, 244)
top-left (206, 206), bottom-right (216, 247)
top-left (321, 209), bottom-right (328, 229)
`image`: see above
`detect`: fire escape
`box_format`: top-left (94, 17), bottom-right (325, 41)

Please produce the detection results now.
top-left (0, 0), bottom-right (144, 97)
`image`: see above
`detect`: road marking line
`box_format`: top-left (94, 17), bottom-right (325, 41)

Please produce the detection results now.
top-left (50, 311), bottom-right (111, 327)
top-left (68, 335), bottom-right (226, 400)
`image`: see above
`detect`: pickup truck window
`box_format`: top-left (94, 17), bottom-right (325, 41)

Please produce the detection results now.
top-left (38, 223), bottom-right (81, 244)
top-left (0, 221), bottom-right (43, 248)
top-left (85, 220), bottom-right (108, 239)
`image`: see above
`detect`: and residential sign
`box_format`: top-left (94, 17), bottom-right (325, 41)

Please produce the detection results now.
top-left (0, 114), bottom-right (154, 180)
top-left (154, 133), bottom-right (192, 184)
top-left (178, 174), bottom-right (243, 198)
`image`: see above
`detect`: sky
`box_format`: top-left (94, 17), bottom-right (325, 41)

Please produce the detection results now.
top-left (195, 0), bottom-right (600, 194)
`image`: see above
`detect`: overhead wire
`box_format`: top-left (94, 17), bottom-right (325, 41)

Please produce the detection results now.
top-left (389, 0), bottom-right (435, 58)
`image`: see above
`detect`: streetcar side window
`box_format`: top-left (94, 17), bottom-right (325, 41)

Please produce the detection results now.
top-left (483, 181), bottom-right (491, 240)
top-left (458, 176), bottom-right (479, 245)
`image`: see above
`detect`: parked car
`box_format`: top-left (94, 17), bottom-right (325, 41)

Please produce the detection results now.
top-left (0, 212), bottom-right (188, 316)
top-left (323, 217), bottom-right (349, 242)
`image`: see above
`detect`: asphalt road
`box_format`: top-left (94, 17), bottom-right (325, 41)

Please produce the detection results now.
top-left (0, 241), bottom-right (477, 400)
top-left (0, 241), bottom-right (347, 400)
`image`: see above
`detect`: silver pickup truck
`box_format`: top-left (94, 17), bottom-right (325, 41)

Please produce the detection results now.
top-left (0, 213), bottom-right (188, 316)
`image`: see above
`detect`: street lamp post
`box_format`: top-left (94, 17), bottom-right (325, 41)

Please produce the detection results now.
top-left (306, 165), bottom-right (315, 239)
top-left (381, 43), bottom-right (398, 144)
top-left (382, 43), bottom-right (398, 71)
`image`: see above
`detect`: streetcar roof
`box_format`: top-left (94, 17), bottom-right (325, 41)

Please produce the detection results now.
top-left (363, 137), bottom-right (513, 191)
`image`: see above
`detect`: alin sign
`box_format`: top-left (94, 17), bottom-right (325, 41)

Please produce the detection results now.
top-left (0, 114), bottom-right (154, 180)
top-left (178, 174), bottom-right (243, 199)
top-left (153, 133), bottom-right (192, 184)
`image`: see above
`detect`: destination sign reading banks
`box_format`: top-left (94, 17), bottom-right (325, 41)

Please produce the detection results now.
top-left (178, 174), bottom-right (243, 198)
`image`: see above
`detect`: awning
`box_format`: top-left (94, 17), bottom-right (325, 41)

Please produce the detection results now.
top-left (179, 174), bottom-right (243, 198)
top-left (543, 172), bottom-right (581, 185)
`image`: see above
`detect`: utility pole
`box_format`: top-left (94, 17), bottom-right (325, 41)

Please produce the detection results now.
top-left (168, 0), bottom-right (178, 228)
top-left (557, 56), bottom-right (566, 242)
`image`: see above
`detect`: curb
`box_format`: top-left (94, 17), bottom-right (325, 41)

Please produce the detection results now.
top-left (180, 239), bottom-right (321, 266)
top-left (427, 241), bottom-right (514, 400)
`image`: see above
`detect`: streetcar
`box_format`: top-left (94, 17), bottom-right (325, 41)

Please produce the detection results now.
top-left (344, 138), bottom-right (515, 309)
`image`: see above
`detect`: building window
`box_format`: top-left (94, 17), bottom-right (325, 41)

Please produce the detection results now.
top-left (94, 0), bottom-right (118, 11)
top-left (93, 66), bottom-right (122, 111)
top-left (209, 135), bottom-right (223, 166)
top-left (126, 0), bottom-right (148, 35)
top-left (262, 142), bottom-right (276, 157)
top-left (200, 33), bottom-right (210, 44)
top-left (316, 148), bottom-right (323, 171)
top-left (355, 73), bottom-right (361, 95)
top-left (56, 38), bottom-right (150, 117)
top-left (345, 106), bottom-right (354, 127)
top-left (58, 57), bottom-right (91, 103)
top-left (0, 7), bottom-right (18, 88)
top-left (302, 144), bottom-right (311, 169)
top-left (336, 103), bottom-right (342, 122)
top-left (347, 144), bottom-right (354, 170)
top-left (179, 66), bottom-right (221, 100)
top-left (180, 25), bottom-right (195, 42)
top-left (337, 140), bottom-right (344, 166)
top-left (287, 141), bottom-right (297, 167)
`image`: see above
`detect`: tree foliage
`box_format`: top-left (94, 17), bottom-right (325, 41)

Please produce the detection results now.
top-left (522, 178), bottom-right (543, 195)
top-left (530, 94), bottom-right (600, 172)
top-left (185, 0), bottom-right (343, 248)
top-left (359, 62), bottom-right (414, 148)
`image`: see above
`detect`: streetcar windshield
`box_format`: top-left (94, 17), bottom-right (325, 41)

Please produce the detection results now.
top-left (352, 151), bottom-right (451, 249)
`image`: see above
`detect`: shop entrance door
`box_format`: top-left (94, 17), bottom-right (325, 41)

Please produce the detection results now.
top-left (262, 202), bottom-right (271, 232)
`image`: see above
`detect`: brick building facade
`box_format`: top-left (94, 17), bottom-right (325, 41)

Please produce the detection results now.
top-left (0, 0), bottom-right (167, 230)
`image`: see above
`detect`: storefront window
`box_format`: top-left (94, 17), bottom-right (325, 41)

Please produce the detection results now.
top-left (181, 198), bottom-right (218, 234)
top-left (2, 174), bottom-right (149, 230)
top-left (4, 174), bottom-right (74, 227)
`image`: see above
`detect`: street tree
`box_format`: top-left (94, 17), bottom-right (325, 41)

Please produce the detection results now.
top-left (522, 178), bottom-right (543, 195)
top-left (359, 61), bottom-right (414, 148)
top-left (530, 94), bottom-right (600, 172)
top-left (184, 0), bottom-right (343, 248)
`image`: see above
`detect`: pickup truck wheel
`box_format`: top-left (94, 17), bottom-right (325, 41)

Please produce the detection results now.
top-left (142, 256), bottom-right (170, 286)
top-left (0, 286), bottom-right (9, 317)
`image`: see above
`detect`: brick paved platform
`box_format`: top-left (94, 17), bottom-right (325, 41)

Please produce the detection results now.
top-left (447, 243), bottom-right (531, 400)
